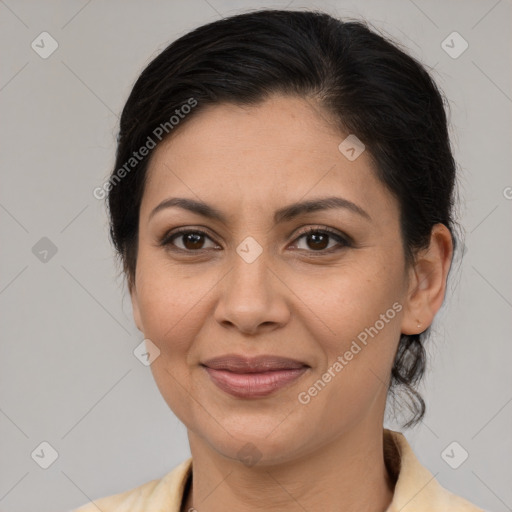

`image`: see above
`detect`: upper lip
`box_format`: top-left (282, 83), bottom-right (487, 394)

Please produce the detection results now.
top-left (201, 354), bottom-right (309, 373)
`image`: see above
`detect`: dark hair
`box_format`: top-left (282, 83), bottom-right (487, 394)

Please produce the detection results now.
top-left (106, 9), bottom-right (457, 428)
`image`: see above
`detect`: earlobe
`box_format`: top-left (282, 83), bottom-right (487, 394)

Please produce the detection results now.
top-left (400, 224), bottom-right (453, 335)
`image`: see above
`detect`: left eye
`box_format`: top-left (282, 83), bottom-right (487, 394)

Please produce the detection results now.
top-left (292, 228), bottom-right (349, 252)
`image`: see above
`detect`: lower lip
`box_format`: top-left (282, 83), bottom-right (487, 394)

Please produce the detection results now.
top-left (203, 366), bottom-right (308, 398)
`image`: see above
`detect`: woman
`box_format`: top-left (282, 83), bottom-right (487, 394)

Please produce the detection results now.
top-left (75, 9), bottom-right (483, 512)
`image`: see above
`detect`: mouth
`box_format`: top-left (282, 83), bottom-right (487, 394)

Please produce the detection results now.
top-left (201, 354), bottom-right (310, 399)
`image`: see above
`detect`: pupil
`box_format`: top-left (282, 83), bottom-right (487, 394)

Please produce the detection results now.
top-left (185, 233), bottom-right (203, 249)
top-left (309, 233), bottom-right (328, 250)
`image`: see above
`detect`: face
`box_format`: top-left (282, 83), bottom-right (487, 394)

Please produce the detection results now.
top-left (130, 94), bottom-right (416, 465)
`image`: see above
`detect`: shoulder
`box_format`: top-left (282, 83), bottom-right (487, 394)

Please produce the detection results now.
top-left (71, 458), bottom-right (193, 512)
top-left (71, 479), bottom-right (160, 512)
top-left (384, 430), bottom-right (485, 512)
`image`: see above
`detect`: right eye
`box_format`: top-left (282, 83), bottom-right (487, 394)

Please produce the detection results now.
top-left (160, 228), bottom-right (220, 252)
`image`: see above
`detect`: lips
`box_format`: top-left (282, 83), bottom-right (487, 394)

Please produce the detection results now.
top-left (202, 354), bottom-right (308, 372)
top-left (201, 354), bottom-right (310, 398)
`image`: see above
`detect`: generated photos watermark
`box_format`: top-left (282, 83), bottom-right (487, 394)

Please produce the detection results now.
top-left (93, 97), bottom-right (198, 200)
top-left (298, 301), bottom-right (403, 404)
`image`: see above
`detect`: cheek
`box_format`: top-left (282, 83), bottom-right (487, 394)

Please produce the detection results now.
top-left (296, 276), bottom-right (402, 430)
top-left (295, 257), bottom-right (403, 341)
top-left (294, 256), bottom-right (404, 397)
top-left (134, 262), bottom-right (208, 423)
top-left (134, 257), bottom-right (211, 354)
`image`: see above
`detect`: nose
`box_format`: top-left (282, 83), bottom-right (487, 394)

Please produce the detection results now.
top-left (213, 247), bottom-right (290, 336)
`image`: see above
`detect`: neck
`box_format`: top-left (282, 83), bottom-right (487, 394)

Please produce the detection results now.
top-left (182, 421), bottom-right (396, 512)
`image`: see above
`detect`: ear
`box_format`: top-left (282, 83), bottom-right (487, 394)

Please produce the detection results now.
top-left (129, 281), bottom-right (144, 333)
top-left (401, 224), bottom-right (453, 335)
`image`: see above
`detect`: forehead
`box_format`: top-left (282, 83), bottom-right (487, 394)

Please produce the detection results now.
top-left (140, 95), bottom-right (398, 224)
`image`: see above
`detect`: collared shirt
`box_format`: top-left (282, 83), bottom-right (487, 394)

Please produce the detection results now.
top-left (72, 429), bottom-right (484, 511)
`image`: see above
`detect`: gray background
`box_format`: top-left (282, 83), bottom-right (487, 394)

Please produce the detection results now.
top-left (0, 1), bottom-right (511, 511)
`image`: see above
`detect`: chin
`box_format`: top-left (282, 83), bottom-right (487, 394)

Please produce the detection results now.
top-left (190, 416), bottom-right (314, 468)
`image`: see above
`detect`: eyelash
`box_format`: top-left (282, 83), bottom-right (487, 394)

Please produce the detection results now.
top-left (159, 226), bottom-right (352, 255)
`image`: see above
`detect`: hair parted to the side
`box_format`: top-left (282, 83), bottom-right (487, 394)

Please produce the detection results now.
top-left (105, 9), bottom-right (458, 428)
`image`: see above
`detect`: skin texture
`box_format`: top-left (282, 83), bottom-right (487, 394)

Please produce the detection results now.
top-left (129, 94), bottom-right (453, 512)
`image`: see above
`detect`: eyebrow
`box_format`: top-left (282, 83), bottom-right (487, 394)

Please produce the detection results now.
top-left (148, 196), bottom-right (371, 224)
